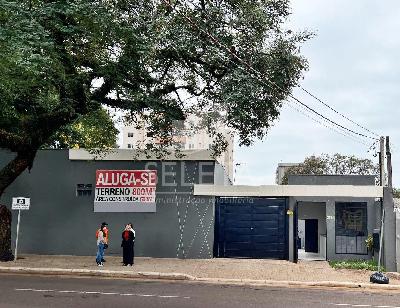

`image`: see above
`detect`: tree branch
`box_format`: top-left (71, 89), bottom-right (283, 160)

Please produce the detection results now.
top-left (0, 151), bottom-right (38, 196)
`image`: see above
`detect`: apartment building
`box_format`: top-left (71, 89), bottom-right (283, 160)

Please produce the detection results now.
top-left (122, 119), bottom-right (234, 181)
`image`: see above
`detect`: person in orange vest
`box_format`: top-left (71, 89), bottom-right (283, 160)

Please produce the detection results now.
top-left (96, 222), bottom-right (109, 262)
top-left (95, 224), bottom-right (106, 267)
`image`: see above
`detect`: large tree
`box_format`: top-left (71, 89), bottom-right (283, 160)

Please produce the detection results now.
top-left (0, 0), bottom-right (309, 259)
top-left (279, 153), bottom-right (379, 184)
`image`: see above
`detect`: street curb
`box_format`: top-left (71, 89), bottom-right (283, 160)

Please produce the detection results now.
top-left (193, 277), bottom-right (400, 291)
top-left (0, 266), bottom-right (193, 281)
top-left (0, 266), bottom-right (399, 291)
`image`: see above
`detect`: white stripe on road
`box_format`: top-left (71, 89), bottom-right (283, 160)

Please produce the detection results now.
top-left (15, 288), bottom-right (190, 299)
top-left (331, 304), bottom-right (400, 308)
top-left (16, 288), bottom-right (55, 292)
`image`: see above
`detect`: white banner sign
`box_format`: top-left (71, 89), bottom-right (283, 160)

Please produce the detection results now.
top-left (94, 170), bottom-right (157, 212)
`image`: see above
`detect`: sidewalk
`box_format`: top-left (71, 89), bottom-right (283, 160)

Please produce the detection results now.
top-left (1, 254), bottom-right (400, 289)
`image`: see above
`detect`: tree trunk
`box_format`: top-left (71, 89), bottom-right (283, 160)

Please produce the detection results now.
top-left (0, 151), bottom-right (36, 262)
top-left (0, 205), bottom-right (13, 261)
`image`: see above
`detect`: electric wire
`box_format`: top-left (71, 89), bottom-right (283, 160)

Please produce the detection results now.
top-left (183, 0), bottom-right (382, 139)
top-left (298, 86), bottom-right (380, 138)
top-left (171, 0), bottom-right (380, 142)
top-left (286, 99), bottom-right (371, 147)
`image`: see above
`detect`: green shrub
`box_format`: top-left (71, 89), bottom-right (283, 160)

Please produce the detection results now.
top-left (329, 259), bottom-right (384, 272)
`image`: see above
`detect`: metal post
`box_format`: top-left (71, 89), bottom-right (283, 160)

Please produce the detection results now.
top-left (378, 208), bottom-right (385, 272)
top-left (386, 136), bottom-right (392, 188)
top-left (14, 209), bottom-right (21, 262)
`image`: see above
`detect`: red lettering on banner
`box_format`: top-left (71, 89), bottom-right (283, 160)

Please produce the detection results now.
top-left (95, 170), bottom-right (157, 187)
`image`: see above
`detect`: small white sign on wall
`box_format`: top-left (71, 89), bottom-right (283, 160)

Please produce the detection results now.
top-left (12, 197), bottom-right (30, 210)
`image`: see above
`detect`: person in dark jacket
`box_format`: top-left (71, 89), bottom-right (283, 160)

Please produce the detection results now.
top-left (121, 223), bottom-right (135, 266)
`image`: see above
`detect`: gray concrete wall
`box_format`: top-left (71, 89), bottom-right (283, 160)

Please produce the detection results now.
top-left (214, 162), bottom-right (232, 186)
top-left (383, 187), bottom-right (396, 271)
top-left (325, 198), bottom-right (375, 261)
top-left (0, 150), bottom-right (216, 259)
top-left (287, 175), bottom-right (379, 262)
top-left (288, 175), bottom-right (376, 186)
top-left (288, 195), bottom-right (378, 262)
top-left (298, 202), bottom-right (326, 253)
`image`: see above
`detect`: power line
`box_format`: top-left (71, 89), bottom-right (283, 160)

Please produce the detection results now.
top-left (287, 99), bottom-right (368, 145)
top-left (299, 86), bottom-right (380, 138)
top-left (181, 0), bottom-right (380, 141)
top-left (162, 0), bottom-right (379, 144)
top-left (286, 99), bottom-right (371, 147)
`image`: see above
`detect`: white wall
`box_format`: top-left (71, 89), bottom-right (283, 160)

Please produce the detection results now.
top-left (298, 202), bottom-right (327, 253)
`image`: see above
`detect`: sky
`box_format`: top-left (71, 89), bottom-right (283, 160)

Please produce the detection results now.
top-left (233, 0), bottom-right (400, 186)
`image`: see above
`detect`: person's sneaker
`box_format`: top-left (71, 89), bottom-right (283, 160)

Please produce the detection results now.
top-left (98, 263), bottom-right (104, 267)
top-left (128, 264), bottom-right (132, 267)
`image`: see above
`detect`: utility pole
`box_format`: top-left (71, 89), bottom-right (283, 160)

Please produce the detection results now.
top-left (379, 136), bottom-right (386, 186)
top-left (386, 136), bottom-right (393, 188)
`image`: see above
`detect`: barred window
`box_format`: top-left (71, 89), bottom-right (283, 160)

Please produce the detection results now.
top-left (76, 184), bottom-right (92, 197)
top-left (127, 132), bottom-right (134, 137)
top-left (335, 202), bottom-right (368, 255)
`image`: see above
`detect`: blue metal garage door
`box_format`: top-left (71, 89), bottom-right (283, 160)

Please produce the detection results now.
top-left (214, 197), bottom-right (288, 259)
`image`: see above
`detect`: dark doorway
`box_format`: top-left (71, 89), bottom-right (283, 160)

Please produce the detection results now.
top-left (305, 219), bottom-right (318, 253)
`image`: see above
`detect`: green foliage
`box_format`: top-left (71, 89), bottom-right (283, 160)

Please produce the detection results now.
top-left (0, 0), bottom-right (310, 193)
top-left (365, 235), bottom-right (374, 251)
top-left (1, 0), bottom-right (310, 148)
top-left (43, 108), bottom-right (118, 149)
top-left (280, 154), bottom-right (379, 184)
top-left (329, 259), bottom-right (384, 272)
top-left (393, 188), bottom-right (400, 198)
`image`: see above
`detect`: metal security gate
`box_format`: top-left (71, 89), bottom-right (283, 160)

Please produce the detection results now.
top-left (214, 197), bottom-right (288, 259)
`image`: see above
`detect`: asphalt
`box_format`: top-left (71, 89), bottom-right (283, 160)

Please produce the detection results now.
top-left (2, 265), bottom-right (400, 291)
top-left (2, 274), bottom-right (400, 308)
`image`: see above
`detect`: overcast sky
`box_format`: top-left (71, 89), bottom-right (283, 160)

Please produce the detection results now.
top-left (234, 0), bottom-right (400, 186)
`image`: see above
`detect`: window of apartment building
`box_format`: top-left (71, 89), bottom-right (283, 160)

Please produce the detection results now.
top-left (127, 144), bottom-right (132, 149)
top-left (127, 132), bottom-right (134, 137)
top-left (76, 184), bottom-right (92, 197)
top-left (335, 202), bottom-right (368, 255)
top-left (189, 143), bottom-right (194, 149)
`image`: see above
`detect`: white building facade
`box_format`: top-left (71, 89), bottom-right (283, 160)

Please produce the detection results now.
top-left (122, 120), bottom-right (234, 181)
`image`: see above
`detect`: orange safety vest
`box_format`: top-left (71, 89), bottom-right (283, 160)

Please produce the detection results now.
top-left (96, 228), bottom-right (109, 243)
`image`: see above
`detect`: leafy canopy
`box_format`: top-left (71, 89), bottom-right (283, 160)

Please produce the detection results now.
top-left (280, 153), bottom-right (379, 184)
top-left (0, 0), bottom-right (309, 151)
top-left (43, 108), bottom-right (118, 149)
top-left (0, 0), bottom-right (310, 194)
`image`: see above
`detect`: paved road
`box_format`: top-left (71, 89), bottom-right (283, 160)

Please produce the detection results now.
top-left (1, 274), bottom-right (400, 308)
